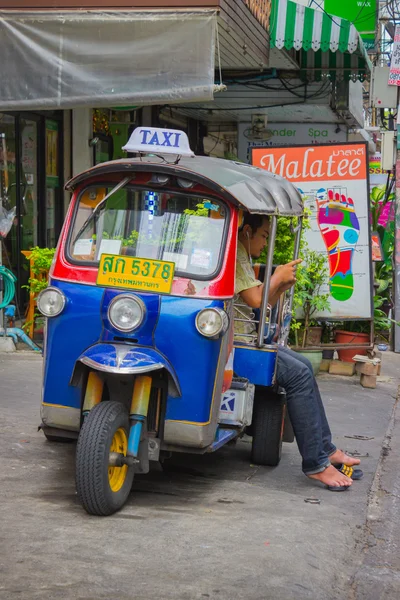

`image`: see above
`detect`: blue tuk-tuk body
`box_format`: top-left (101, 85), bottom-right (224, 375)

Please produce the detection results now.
top-left (38, 127), bottom-right (303, 515)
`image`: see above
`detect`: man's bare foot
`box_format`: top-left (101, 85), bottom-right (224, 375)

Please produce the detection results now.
top-left (308, 465), bottom-right (352, 488)
top-left (329, 449), bottom-right (361, 467)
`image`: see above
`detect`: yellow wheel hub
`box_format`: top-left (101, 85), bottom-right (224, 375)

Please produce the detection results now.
top-left (108, 427), bottom-right (128, 493)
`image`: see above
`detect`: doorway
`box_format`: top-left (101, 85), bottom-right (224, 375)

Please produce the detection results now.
top-left (0, 111), bottom-right (63, 309)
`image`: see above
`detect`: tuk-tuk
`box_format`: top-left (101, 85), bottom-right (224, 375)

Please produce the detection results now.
top-left (37, 127), bottom-right (304, 516)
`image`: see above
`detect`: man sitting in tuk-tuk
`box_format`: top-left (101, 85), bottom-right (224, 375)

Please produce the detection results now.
top-left (235, 214), bottom-right (362, 491)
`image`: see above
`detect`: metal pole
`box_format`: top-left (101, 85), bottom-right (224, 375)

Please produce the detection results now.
top-left (286, 216), bottom-right (303, 314)
top-left (257, 215), bottom-right (277, 348)
top-left (276, 216), bottom-right (303, 346)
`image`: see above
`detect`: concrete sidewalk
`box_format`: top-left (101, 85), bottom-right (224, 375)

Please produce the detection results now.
top-left (350, 356), bottom-right (400, 599)
top-left (0, 351), bottom-right (399, 600)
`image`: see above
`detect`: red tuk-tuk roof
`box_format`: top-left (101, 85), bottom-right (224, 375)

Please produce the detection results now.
top-left (66, 155), bottom-right (304, 217)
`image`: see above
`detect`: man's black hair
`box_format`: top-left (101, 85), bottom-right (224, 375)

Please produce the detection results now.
top-left (242, 213), bottom-right (270, 234)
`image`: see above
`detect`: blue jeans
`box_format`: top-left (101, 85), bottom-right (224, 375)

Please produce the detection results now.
top-left (277, 347), bottom-right (336, 475)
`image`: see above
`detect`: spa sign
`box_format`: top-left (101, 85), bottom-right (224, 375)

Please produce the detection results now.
top-left (252, 143), bottom-right (373, 319)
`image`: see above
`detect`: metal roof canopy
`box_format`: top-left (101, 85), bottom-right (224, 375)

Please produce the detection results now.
top-left (66, 155), bottom-right (304, 217)
top-left (0, 10), bottom-right (216, 110)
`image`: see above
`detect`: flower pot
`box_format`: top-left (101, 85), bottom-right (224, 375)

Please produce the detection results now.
top-left (295, 350), bottom-right (323, 375)
top-left (322, 349), bottom-right (334, 360)
top-left (307, 326), bottom-right (323, 345)
top-left (334, 330), bottom-right (370, 363)
top-left (297, 326), bottom-right (323, 347)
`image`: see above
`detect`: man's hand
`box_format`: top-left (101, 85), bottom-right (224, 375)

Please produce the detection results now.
top-left (274, 259), bottom-right (302, 291)
top-left (239, 258), bottom-right (302, 310)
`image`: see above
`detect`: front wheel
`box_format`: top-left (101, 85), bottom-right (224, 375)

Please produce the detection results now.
top-left (251, 390), bottom-right (285, 467)
top-left (76, 401), bottom-right (134, 516)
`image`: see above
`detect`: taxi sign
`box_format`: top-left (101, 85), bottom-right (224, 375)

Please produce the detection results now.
top-left (122, 127), bottom-right (194, 157)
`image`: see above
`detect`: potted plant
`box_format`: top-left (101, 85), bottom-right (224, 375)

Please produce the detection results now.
top-left (22, 246), bottom-right (56, 338)
top-left (289, 246), bottom-right (330, 373)
top-left (289, 245), bottom-right (330, 373)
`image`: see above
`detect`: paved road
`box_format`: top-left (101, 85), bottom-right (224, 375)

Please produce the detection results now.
top-left (351, 378), bottom-right (400, 599)
top-left (0, 351), bottom-right (399, 600)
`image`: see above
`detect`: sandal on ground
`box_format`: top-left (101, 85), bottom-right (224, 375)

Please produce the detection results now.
top-left (334, 463), bottom-right (363, 480)
top-left (326, 484), bottom-right (351, 492)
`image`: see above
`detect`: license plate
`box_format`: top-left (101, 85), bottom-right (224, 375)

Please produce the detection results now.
top-left (97, 254), bottom-right (175, 294)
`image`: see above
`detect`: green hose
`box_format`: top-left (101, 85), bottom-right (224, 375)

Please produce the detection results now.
top-left (0, 266), bottom-right (16, 309)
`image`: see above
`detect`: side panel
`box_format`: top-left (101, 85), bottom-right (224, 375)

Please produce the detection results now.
top-left (234, 345), bottom-right (277, 387)
top-left (156, 296), bottom-right (229, 447)
top-left (41, 280), bottom-right (104, 430)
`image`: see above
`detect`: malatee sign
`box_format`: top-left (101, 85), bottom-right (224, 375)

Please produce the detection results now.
top-left (254, 145), bottom-right (367, 182)
top-left (252, 143), bottom-right (372, 319)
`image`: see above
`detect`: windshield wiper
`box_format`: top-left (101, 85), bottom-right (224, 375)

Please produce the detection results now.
top-left (73, 177), bottom-right (131, 245)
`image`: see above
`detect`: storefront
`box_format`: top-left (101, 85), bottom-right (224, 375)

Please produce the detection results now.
top-left (0, 111), bottom-right (63, 306)
top-left (0, 8), bottom-right (217, 307)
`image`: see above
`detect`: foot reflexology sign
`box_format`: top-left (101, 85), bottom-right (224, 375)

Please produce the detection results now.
top-left (252, 143), bottom-right (372, 319)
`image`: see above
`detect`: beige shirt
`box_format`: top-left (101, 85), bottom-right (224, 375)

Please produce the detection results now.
top-left (233, 241), bottom-right (262, 343)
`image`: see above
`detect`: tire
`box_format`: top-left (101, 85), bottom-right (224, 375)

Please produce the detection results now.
top-left (76, 401), bottom-right (134, 516)
top-left (251, 391), bottom-right (285, 467)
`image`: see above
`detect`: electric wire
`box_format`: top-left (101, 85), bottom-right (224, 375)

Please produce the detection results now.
top-left (309, 0), bottom-right (345, 28)
top-left (166, 100), bottom-right (313, 112)
top-left (169, 76), bottom-right (332, 114)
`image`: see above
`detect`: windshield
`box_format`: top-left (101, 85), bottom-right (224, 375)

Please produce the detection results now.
top-left (68, 185), bottom-right (228, 279)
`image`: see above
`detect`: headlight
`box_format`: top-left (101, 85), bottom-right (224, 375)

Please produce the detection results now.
top-left (195, 308), bottom-right (229, 339)
top-left (37, 287), bottom-right (66, 317)
top-left (108, 294), bottom-right (145, 332)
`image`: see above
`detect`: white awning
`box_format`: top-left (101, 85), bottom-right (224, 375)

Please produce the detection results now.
top-left (0, 10), bottom-right (216, 110)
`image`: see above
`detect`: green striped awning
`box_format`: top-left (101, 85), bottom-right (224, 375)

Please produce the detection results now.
top-left (270, 0), bottom-right (372, 81)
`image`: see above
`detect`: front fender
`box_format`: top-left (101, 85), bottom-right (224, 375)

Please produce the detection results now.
top-left (71, 343), bottom-right (181, 397)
